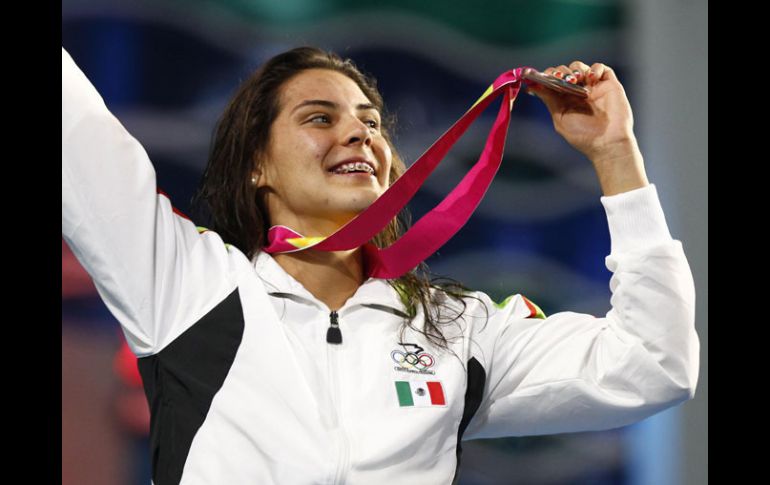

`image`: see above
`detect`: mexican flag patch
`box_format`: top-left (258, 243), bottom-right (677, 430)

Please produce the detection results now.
top-left (395, 380), bottom-right (446, 407)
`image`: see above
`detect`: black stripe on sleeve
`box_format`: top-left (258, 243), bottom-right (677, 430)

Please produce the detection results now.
top-left (137, 288), bottom-right (245, 485)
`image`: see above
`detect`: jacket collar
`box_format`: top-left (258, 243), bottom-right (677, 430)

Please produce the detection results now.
top-left (252, 250), bottom-right (408, 317)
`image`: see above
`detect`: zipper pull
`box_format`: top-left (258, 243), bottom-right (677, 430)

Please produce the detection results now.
top-left (327, 310), bottom-right (342, 344)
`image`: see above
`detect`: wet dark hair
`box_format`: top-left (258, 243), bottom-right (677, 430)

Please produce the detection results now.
top-left (190, 46), bottom-right (487, 354)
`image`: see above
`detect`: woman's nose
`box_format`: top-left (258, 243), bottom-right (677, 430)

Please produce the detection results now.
top-left (344, 118), bottom-right (373, 146)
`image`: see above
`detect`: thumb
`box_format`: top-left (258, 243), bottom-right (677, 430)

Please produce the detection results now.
top-left (526, 84), bottom-right (563, 113)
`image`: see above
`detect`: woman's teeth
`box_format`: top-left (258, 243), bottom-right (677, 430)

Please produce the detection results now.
top-left (332, 161), bottom-right (374, 175)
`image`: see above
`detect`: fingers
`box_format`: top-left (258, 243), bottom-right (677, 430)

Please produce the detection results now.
top-left (588, 62), bottom-right (616, 83)
top-left (543, 65), bottom-right (583, 85)
top-left (542, 62), bottom-right (615, 86)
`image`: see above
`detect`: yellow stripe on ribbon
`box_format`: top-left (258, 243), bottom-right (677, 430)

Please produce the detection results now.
top-left (467, 83), bottom-right (494, 113)
top-left (286, 236), bottom-right (327, 249)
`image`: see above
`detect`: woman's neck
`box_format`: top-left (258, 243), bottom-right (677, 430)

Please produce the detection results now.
top-left (271, 246), bottom-right (366, 312)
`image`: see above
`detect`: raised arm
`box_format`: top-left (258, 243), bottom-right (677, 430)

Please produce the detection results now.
top-left (463, 183), bottom-right (699, 439)
top-left (62, 47), bottom-right (237, 356)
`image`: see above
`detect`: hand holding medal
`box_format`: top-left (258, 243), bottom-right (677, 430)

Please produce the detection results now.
top-left (526, 61), bottom-right (649, 197)
top-left (525, 62), bottom-right (640, 162)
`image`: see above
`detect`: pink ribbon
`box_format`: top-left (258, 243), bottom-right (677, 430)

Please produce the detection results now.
top-left (264, 68), bottom-right (533, 279)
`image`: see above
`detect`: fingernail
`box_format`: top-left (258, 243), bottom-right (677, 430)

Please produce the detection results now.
top-left (565, 75), bottom-right (576, 83)
top-left (554, 71), bottom-right (563, 79)
top-left (572, 70), bottom-right (582, 79)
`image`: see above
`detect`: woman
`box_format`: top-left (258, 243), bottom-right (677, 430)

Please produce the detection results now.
top-left (62, 46), bottom-right (699, 484)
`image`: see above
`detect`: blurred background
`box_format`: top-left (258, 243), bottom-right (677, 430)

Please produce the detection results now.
top-left (61, 0), bottom-right (707, 484)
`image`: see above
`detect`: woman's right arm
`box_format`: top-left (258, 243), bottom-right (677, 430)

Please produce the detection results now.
top-left (62, 47), bottom-right (237, 356)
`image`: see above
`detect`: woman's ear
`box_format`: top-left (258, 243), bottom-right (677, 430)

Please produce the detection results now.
top-left (251, 154), bottom-right (265, 187)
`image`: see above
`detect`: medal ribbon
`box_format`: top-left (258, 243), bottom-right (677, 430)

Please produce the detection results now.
top-left (264, 67), bottom-right (534, 279)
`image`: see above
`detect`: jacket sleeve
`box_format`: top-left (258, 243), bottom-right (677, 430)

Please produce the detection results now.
top-left (61, 47), bottom-right (237, 357)
top-left (462, 183), bottom-right (699, 440)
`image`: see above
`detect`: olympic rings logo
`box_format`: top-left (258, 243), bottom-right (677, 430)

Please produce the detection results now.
top-left (391, 349), bottom-right (435, 371)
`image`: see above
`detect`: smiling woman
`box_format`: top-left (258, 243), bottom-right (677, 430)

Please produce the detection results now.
top-left (63, 44), bottom-right (698, 485)
top-left (190, 46), bottom-right (479, 347)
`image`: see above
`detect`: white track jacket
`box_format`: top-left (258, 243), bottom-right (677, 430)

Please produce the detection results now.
top-left (62, 47), bottom-right (700, 485)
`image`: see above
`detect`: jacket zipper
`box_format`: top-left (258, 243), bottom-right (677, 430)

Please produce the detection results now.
top-left (327, 310), bottom-right (343, 343)
top-left (328, 310), bottom-right (350, 484)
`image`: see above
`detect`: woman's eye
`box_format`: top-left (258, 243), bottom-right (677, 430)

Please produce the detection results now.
top-left (309, 114), bottom-right (330, 124)
top-left (307, 114), bottom-right (378, 129)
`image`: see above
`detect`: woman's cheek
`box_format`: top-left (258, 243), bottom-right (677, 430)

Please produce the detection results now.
top-left (378, 144), bottom-right (392, 186)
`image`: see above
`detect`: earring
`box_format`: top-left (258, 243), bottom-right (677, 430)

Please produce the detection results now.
top-left (251, 176), bottom-right (257, 185)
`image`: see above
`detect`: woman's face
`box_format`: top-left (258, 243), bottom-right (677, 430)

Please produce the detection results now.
top-left (254, 68), bottom-right (393, 236)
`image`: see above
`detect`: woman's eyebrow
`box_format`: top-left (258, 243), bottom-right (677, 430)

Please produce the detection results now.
top-left (291, 99), bottom-right (379, 115)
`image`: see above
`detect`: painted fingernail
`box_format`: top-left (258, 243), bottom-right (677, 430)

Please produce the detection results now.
top-left (572, 70), bottom-right (582, 79)
top-left (564, 75), bottom-right (576, 83)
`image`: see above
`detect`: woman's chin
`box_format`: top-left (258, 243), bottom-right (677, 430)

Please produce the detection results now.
top-left (325, 198), bottom-right (377, 222)
top-left (337, 189), bottom-right (381, 207)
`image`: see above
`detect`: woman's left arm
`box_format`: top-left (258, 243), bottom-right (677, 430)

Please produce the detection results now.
top-left (462, 183), bottom-right (699, 440)
top-left (528, 61), bottom-right (649, 197)
top-left (459, 65), bottom-right (700, 439)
